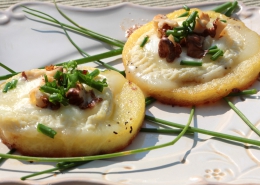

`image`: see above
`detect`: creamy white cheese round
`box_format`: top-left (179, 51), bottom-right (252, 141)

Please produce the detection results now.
top-left (127, 22), bottom-right (244, 89)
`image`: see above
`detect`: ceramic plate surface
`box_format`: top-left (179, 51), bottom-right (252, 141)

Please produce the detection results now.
top-left (1, 1), bottom-right (260, 184)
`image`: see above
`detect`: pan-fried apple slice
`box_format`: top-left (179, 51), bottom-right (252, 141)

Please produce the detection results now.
top-left (123, 8), bottom-right (260, 106)
top-left (0, 65), bottom-right (145, 157)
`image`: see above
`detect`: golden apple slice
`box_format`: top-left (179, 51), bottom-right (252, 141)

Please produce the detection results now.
top-left (0, 66), bottom-right (145, 157)
top-left (123, 8), bottom-right (260, 106)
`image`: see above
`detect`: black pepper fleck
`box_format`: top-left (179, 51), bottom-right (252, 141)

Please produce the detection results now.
top-left (125, 122), bottom-right (128, 125)
top-left (113, 131), bottom-right (118, 134)
top-left (130, 126), bottom-right (133, 133)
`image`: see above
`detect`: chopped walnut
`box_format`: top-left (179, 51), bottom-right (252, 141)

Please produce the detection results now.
top-left (153, 14), bottom-right (179, 38)
top-left (158, 37), bottom-right (182, 62)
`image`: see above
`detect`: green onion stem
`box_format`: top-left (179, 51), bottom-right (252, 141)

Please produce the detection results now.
top-left (180, 60), bottom-right (202, 66)
top-left (0, 107), bottom-right (195, 162)
top-left (22, 7), bottom-right (124, 48)
top-left (212, 2), bottom-right (233, 13)
top-left (145, 115), bottom-right (260, 146)
top-left (0, 63), bottom-right (16, 74)
top-left (227, 89), bottom-right (258, 97)
top-left (223, 97), bottom-right (260, 137)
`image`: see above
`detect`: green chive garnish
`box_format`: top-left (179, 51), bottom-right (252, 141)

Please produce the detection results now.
top-left (183, 5), bottom-right (190, 11)
top-left (178, 11), bottom-right (189, 18)
top-left (225, 1), bottom-right (238, 17)
top-left (210, 49), bottom-right (224, 61)
top-left (180, 60), bottom-right (202, 66)
top-left (213, 2), bottom-right (233, 14)
top-left (37, 123), bottom-right (57, 139)
top-left (2, 79), bottom-right (18, 93)
top-left (140, 36), bottom-right (149, 47)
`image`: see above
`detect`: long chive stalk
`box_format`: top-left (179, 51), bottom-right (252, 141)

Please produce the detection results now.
top-left (57, 48), bottom-right (123, 66)
top-left (0, 149), bottom-right (16, 164)
top-left (0, 63), bottom-right (16, 74)
top-left (227, 89), bottom-right (257, 97)
top-left (22, 6), bottom-right (124, 75)
top-left (0, 49), bottom-right (122, 81)
top-left (0, 107), bottom-right (194, 162)
top-left (53, 0), bottom-right (125, 48)
top-left (22, 7), bottom-right (124, 48)
top-left (0, 73), bottom-right (19, 81)
top-left (223, 97), bottom-right (260, 137)
top-left (145, 115), bottom-right (260, 146)
top-left (21, 161), bottom-right (88, 180)
top-left (141, 128), bottom-right (193, 134)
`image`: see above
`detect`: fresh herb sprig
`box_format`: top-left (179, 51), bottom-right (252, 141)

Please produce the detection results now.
top-left (40, 61), bottom-right (108, 105)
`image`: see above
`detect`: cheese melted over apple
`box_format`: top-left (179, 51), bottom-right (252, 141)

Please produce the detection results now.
top-left (0, 69), bottom-right (118, 132)
top-left (127, 18), bottom-right (244, 89)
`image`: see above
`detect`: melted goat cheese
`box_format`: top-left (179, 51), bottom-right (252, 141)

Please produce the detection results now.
top-left (127, 22), bottom-right (244, 89)
top-left (0, 71), bottom-right (114, 134)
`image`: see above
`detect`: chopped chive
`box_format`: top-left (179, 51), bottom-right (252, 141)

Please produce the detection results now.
top-left (2, 79), bottom-right (18, 93)
top-left (178, 11), bottom-right (189, 18)
top-left (225, 1), bottom-right (238, 17)
top-left (208, 45), bottom-right (218, 50)
top-left (40, 86), bottom-right (60, 94)
top-left (221, 19), bottom-right (227, 23)
top-left (227, 89), bottom-right (258, 97)
top-left (140, 36), bottom-right (149, 47)
top-left (37, 123), bottom-right (57, 139)
top-left (207, 48), bottom-right (220, 55)
top-left (180, 60), bottom-right (202, 66)
top-left (223, 97), bottom-right (260, 137)
top-left (183, 5), bottom-right (190, 11)
top-left (186, 11), bottom-right (198, 24)
top-left (212, 2), bottom-right (233, 14)
top-left (210, 49), bottom-right (224, 61)
top-left (166, 30), bottom-right (185, 37)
